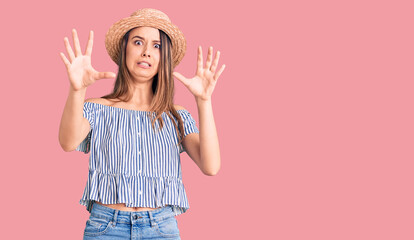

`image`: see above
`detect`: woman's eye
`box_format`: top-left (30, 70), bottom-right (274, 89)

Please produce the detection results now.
top-left (134, 40), bottom-right (142, 45)
top-left (154, 44), bottom-right (161, 49)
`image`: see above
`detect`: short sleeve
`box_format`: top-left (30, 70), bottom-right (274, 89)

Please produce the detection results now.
top-left (76, 131), bottom-right (91, 154)
top-left (179, 110), bottom-right (199, 153)
top-left (75, 102), bottom-right (95, 154)
top-left (181, 110), bottom-right (199, 137)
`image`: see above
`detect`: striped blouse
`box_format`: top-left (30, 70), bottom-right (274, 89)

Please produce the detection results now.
top-left (75, 101), bottom-right (199, 216)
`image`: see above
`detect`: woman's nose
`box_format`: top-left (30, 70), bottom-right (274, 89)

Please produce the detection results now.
top-left (142, 46), bottom-right (151, 57)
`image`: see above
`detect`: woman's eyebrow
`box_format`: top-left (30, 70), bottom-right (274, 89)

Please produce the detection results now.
top-left (131, 35), bottom-right (161, 43)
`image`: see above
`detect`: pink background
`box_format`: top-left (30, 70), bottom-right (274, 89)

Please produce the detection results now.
top-left (1, 0), bottom-right (413, 239)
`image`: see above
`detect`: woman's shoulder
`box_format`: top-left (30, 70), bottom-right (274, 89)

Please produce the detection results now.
top-left (85, 98), bottom-right (111, 105)
top-left (173, 104), bottom-right (186, 111)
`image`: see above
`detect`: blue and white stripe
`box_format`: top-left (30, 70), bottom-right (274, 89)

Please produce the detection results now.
top-left (76, 102), bottom-right (199, 216)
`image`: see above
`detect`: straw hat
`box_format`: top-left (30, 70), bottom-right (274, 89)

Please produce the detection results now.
top-left (105, 8), bottom-right (186, 68)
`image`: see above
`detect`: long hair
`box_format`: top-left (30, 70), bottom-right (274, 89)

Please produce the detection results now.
top-left (101, 27), bottom-right (185, 147)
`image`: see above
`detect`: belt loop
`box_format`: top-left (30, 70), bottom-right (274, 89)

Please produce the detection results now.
top-left (112, 209), bottom-right (119, 227)
top-left (148, 210), bottom-right (157, 227)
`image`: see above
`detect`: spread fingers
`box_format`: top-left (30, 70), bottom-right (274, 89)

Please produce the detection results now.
top-left (72, 29), bottom-right (82, 57)
top-left (64, 37), bottom-right (75, 62)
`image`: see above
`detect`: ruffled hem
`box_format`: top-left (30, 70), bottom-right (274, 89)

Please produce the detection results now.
top-left (79, 170), bottom-right (190, 216)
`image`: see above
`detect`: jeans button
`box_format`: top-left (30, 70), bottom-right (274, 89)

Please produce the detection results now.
top-left (133, 215), bottom-right (138, 220)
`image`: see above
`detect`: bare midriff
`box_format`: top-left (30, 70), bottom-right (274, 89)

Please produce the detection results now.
top-left (95, 201), bottom-right (162, 212)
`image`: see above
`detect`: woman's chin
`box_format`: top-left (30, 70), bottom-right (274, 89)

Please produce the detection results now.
top-left (130, 72), bottom-right (156, 81)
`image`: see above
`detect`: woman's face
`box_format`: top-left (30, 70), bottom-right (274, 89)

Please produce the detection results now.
top-left (126, 26), bottom-right (161, 81)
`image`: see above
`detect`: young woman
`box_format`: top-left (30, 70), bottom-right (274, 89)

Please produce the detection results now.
top-left (58, 8), bottom-right (225, 239)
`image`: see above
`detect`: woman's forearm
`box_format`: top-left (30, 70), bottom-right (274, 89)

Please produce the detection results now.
top-left (196, 97), bottom-right (221, 175)
top-left (58, 86), bottom-right (88, 151)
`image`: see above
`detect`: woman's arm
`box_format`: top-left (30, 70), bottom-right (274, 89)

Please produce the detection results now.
top-left (173, 46), bottom-right (225, 176)
top-left (58, 29), bottom-right (116, 151)
top-left (182, 99), bottom-right (221, 176)
top-left (59, 87), bottom-right (90, 152)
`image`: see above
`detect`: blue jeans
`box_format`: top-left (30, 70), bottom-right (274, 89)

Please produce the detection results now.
top-left (83, 202), bottom-right (181, 239)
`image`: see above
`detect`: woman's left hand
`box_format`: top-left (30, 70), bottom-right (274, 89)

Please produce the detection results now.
top-left (173, 46), bottom-right (225, 101)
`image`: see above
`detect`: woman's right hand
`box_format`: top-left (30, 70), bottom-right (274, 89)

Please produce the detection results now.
top-left (59, 29), bottom-right (116, 91)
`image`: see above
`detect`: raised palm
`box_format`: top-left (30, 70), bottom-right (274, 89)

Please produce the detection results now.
top-left (59, 29), bottom-right (116, 91)
top-left (173, 46), bottom-right (225, 101)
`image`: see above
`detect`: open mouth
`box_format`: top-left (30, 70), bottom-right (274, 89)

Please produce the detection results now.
top-left (137, 62), bottom-right (151, 68)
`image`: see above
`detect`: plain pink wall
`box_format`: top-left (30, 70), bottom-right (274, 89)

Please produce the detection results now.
top-left (1, 0), bottom-right (413, 239)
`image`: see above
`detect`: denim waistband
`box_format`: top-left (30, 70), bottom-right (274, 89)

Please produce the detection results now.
top-left (89, 202), bottom-right (176, 227)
